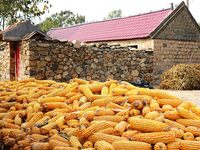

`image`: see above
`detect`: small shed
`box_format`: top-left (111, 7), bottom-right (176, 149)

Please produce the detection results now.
top-left (0, 20), bottom-right (49, 80)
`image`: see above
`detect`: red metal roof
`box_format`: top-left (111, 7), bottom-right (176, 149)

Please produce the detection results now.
top-left (48, 9), bottom-right (172, 42)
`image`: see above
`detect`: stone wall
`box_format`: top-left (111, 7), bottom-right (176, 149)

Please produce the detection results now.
top-left (153, 39), bottom-right (200, 84)
top-left (20, 39), bottom-right (153, 84)
top-left (0, 42), bottom-right (10, 80)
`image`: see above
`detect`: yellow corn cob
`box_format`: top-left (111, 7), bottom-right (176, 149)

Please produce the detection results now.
top-left (89, 133), bottom-right (128, 143)
top-left (164, 110), bottom-right (181, 120)
top-left (132, 131), bottom-right (175, 144)
top-left (18, 138), bottom-right (31, 148)
top-left (167, 141), bottom-right (182, 150)
top-left (128, 118), bottom-right (169, 132)
top-left (3, 136), bottom-right (16, 147)
top-left (53, 147), bottom-right (77, 150)
top-left (67, 119), bottom-right (79, 128)
top-left (40, 123), bottom-right (56, 134)
top-left (109, 83), bottom-right (117, 95)
top-left (79, 117), bottom-right (90, 126)
top-left (190, 107), bottom-right (200, 117)
top-left (133, 100), bottom-right (144, 110)
top-left (112, 88), bottom-right (128, 96)
top-left (73, 78), bottom-right (89, 85)
top-left (79, 102), bottom-right (91, 110)
top-left (42, 102), bottom-right (72, 110)
top-left (185, 126), bottom-right (200, 136)
top-left (14, 114), bottom-right (22, 126)
top-left (83, 141), bottom-right (93, 148)
top-left (114, 121), bottom-right (128, 135)
top-left (181, 140), bottom-right (200, 150)
top-left (95, 108), bottom-right (115, 116)
top-left (101, 86), bottom-right (109, 95)
top-left (170, 128), bottom-right (184, 138)
top-left (183, 132), bottom-right (194, 140)
top-left (137, 88), bottom-right (181, 100)
top-left (125, 89), bottom-right (138, 96)
top-left (91, 97), bottom-right (118, 107)
top-left (107, 102), bottom-right (125, 110)
top-left (178, 101), bottom-right (194, 110)
top-left (94, 141), bottom-right (114, 150)
top-left (31, 134), bottom-right (48, 142)
top-left (81, 121), bottom-right (111, 138)
top-left (163, 119), bottom-right (185, 130)
top-left (54, 116), bottom-right (65, 127)
top-left (31, 142), bottom-right (49, 150)
top-left (128, 95), bottom-right (153, 104)
top-left (49, 139), bottom-right (70, 149)
top-left (78, 85), bottom-right (94, 100)
top-left (97, 127), bottom-right (116, 135)
top-left (145, 111), bottom-right (160, 120)
top-left (154, 142), bottom-right (167, 150)
top-left (72, 100), bottom-right (79, 110)
top-left (122, 130), bottom-right (140, 139)
top-left (112, 140), bottom-right (151, 150)
top-left (40, 96), bottom-right (66, 103)
top-left (129, 109), bottom-right (141, 116)
top-left (68, 94), bottom-right (83, 103)
top-left (50, 134), bottom-right (70, 144)
top-left (93, 115), bottom-right (125, 123)
top-left (88, 83), bottom-right (104, 92)
top-left (142, 106), bottom-right (151, 116)
top-left (177, 108), bottom-right (200, 120)
top-left (69, 136), bottom-right (82, 149)
top-left (162, 105), bottom-right (174, 112)
top-left (0, 108), bottom-right (8, 113)
top-left (64, 127), bottom-right (79, 136)
top-left (176, 119), bottom-right (200, 128)
top-left (150, 100), bottom-right (161, 112)
top-left (156, 98), bottom-right (182, 107)
top-left (0, 102), bottom-right (16, 109)
top-left (26, 112), bottom-right (43, 128)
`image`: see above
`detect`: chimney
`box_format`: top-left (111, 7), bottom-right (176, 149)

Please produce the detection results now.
top-left (186, 0), bottom-right (189, 8)
top-left (170, 3), bottom-right (174, 10)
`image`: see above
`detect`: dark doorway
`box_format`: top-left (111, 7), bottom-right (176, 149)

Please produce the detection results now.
top-left (9, 42), bottom-right (20, 80)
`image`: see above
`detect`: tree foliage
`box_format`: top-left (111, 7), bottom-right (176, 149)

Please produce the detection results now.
top-left (0, 0), bottom-right (50, 29)
top-left (107, 9), bottom-right (122, 19)
top-left (38, 10), bottom-right (85, 32)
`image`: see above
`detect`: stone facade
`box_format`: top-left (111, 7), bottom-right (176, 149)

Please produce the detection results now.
top-left (16, 39), bottom-right (153, 84)
top-left (154, 7), bottom-right (200, 41)
top-left (153, 39), bottom-right (200, 84)
top-left (0, 42), bottom-right (10, 80)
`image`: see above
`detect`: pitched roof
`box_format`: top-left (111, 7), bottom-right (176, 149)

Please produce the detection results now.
top-left (48, 8), bottom-right (172, 42)
top-left (0, 20), bottom-right (45, 41)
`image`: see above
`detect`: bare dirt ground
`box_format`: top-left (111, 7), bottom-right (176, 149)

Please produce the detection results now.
top-left (162, 90), bottom-right (200, 106)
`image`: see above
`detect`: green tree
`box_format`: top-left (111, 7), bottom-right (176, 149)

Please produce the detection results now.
top-left (107, 9), bottom-right (122, 19)
top-left (0, 0), bottom-right (50, 29)
top-left (38, 10), bottom-right (85, 32)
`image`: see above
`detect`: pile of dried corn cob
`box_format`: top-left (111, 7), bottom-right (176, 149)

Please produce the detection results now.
top-left (0, 78), bottom-right (200, 150)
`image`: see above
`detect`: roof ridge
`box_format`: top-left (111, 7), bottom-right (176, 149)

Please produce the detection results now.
top-left (50, 8), bottom-right (172, 31)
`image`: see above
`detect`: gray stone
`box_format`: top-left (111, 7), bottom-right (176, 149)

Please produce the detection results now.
top-left (91, 63), bottom-right (97, 69)
top-left (76, 67), bottom-right (83, 74)
top-left (131, 70), bottom-right (139, 77)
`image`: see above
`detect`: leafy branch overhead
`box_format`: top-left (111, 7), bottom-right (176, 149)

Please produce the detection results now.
top-left (38, 10), bottom-right (85, 32)
top-left (0, 0), bottom-right (51, 29)
top-left (107, 9), bottom-right (122, 19)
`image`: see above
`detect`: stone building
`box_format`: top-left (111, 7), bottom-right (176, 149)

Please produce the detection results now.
top-left (48, 2), bottom-right (200, 84)
top-left (0, 2), bottom-right (200, 84)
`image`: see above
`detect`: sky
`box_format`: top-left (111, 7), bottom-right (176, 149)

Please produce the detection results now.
top-left (40, 0), bottom-right (200, 23)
